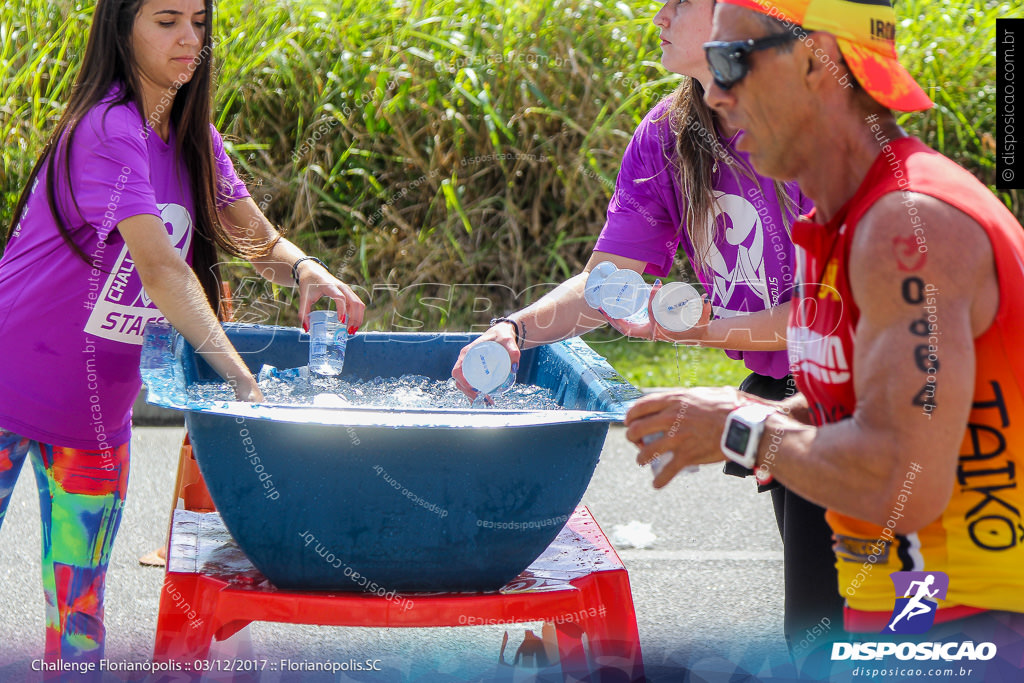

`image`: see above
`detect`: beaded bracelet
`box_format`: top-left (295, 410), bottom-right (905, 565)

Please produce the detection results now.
top-left (291, 256), bottom-right (328, 284)
top-left (490, 317), bottom-right (523, 349)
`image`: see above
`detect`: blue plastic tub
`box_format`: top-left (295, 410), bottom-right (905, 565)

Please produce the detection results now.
top-left (141, 322), bottom-right (640, 592)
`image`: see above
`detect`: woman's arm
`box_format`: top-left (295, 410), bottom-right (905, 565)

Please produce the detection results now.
top-left (218, 197), bottom-right (365, 331)
top-left (605, 292), bottom-right (790, 351)
top-left (118, 214), bottom-right (262, 401)
top-left (514, 251), bottom-right (652, 348)
top-left (451, 251), bottom-right (647, 396)
top-left (673, 301), bottom-right (789, 351)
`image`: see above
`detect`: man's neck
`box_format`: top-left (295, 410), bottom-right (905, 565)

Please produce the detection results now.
top-left (798, 110), bottom-right (906, 224)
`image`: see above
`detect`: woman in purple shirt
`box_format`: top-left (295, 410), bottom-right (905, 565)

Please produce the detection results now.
top-left (452, 0), bottom-right (838, 660)
top-left (0, 0), bottom-right (363, 669)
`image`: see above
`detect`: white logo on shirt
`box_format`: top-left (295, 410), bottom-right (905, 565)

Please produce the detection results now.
top-left (788, 325), bottom-right (851, 385)
top-left (84, 203), bottom-right (192, 345)
top-left (706, 192), bottom-right (769, 314)
top-left (10, 177), bottom-right (40, 241)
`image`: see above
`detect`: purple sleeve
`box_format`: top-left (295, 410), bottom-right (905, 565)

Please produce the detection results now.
top-left (66, 107), bottom-right (161, 240)
top-left (211, 124), bottom-right (250, 210)
top-left (592, 103), bottom-right (682, 277)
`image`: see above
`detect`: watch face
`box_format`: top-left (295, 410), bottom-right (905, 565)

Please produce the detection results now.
top-left (725, 421), bottom-right (752, 455)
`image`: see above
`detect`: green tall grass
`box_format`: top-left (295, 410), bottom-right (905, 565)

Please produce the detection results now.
top-left (3, 0), bottom-right (1020, 330)
top-left (896, 0), bottom-right (1021, 217)
top-left (588, 332), bottom-right (750, 388)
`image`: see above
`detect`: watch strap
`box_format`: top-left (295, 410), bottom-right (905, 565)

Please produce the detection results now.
top-left (723, 460), bottom-right (755, 477)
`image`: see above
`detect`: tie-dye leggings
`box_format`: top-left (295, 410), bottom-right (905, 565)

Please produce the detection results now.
top-left (0, 428), bottom-right (129, 667)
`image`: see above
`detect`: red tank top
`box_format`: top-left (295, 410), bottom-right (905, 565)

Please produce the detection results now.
top-left (788, 137), bottom-right (1024, 623)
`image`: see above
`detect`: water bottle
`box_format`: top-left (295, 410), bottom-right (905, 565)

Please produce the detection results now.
top-left (462, 341), bottom-right (516, 398)
top-left (651, 281), bottom-right (704, 332)
top-left (308, 310), bottom-right (348, 377)
top-left (258, 364), bottom-right (311, 382)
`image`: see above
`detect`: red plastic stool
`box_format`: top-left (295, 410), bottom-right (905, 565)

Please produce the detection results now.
top-left (153, 505), bottom-right (644, 680)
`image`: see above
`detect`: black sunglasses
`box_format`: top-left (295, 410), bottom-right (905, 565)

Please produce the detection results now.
top-left (703, 33), bottom-right (799, 90)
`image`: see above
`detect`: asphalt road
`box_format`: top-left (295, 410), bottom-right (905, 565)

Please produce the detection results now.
top-left (0, 423), bottom-right (792, 682)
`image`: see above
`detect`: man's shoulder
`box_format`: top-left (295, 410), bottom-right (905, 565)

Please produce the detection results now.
top-left (854, 191), bottom-right (985, 252)
top-left (849, 134), bottom-right (992, 243)
top-left (849, 192), bottom-right (995, 324)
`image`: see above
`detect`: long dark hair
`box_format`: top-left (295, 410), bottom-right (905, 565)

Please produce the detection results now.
top-left (658, 77), bottom-right (799, 279)
top-left (6, 0), bottom-right (273, 313)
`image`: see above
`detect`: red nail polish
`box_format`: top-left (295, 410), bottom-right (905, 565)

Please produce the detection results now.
top-left (348, 325), bottom-right (358, 335)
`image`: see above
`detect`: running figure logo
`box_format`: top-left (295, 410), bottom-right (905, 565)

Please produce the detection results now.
top-left (882, 571), bottom-right (949, 635)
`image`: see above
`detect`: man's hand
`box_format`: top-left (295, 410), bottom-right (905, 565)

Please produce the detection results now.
top-left (625, 387), bottom-right (745, 488)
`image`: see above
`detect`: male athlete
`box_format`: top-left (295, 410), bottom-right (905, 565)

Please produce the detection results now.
top-left (625, 0), bottom-right (1024, 673)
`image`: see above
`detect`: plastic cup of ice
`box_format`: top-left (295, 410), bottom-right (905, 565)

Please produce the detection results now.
top-left (462, 341), bottom-right (515, 396)
top-left (651, 281), bottom-right (704, 332)
top-left (598, 269), bottom-right (651, 321)
top-left (584, 261), bottom-right (618, 309)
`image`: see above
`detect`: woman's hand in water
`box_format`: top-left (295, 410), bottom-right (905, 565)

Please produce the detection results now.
top-left (232, 375), bottom-right (265, 402)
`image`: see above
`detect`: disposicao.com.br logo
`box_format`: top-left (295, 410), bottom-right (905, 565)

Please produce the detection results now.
top-left (885, 570), bottom-right (948, 635)
top-left (832, 571), bottom-right (997, 663)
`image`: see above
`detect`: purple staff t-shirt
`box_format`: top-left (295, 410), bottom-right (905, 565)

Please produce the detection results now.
top-left (0, 88), bottom-right (249, 449)
top-left (594, 99), bottom-right (812, 379)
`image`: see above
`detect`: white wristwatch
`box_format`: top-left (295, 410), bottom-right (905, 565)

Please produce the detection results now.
top-left (721, 404), bottom-right (777, 469)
